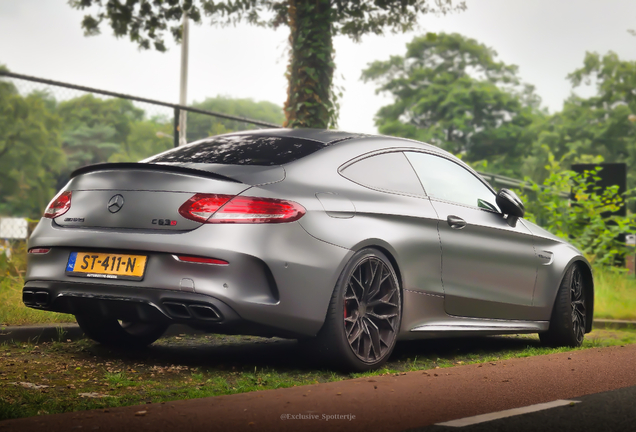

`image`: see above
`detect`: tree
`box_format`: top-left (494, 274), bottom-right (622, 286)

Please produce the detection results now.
top-left (521, 51), bottom-right (636, 186)
top-left (69, 0), bottom-right (466, 129)
top-left (54, 94), bottom-right (145, 187)
top-left (108, 118), bottom-right (173, 162)
top-left (0, 67), bottom-right (66, 218)
top-left (57, 94), bottom-right (144, 144)
top-left (361, 32), bottom-right (541, 176)
top-left (61, 124), bottom-right (120, 171)
top-left (187, 96), bottom-right (284, 141)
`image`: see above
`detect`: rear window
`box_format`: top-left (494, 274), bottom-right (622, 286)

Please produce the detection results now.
top-left (145, 135), bottom-right (326, 166)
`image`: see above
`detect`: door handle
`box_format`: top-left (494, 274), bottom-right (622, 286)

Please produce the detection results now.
top-left (447, 215), bottom-right (467, 229)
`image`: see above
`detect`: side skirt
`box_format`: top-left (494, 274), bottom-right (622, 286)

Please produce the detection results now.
top-left (410, 318), bottom-right (549, 334)
top-left (398, 288), bottom-right (549, 340)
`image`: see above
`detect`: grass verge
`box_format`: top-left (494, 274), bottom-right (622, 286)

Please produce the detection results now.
top-left (593, 267), bottom-right (636, 320)
top-left (1, 328), bottom-right (635, 420)
top-left (0, 243), bottom-right (74, 326)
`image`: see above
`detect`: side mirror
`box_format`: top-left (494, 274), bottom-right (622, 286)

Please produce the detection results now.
top-left (496, 189), bottom-right (525, 227)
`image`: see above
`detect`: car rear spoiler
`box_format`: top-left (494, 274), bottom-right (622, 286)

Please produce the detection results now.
top-left (70, 162), bottom-right (243, 183)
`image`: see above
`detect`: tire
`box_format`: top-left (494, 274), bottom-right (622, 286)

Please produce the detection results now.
top-left (313, 248), bottom-right (402, 372)
top-left (540, 264), bottom-right (587, 347)
top-left (76, 315), bottom-right (167, 348)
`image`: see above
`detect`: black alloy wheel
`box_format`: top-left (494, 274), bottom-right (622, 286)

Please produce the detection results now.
top-left (343, 256), bottom-right (401, 363)
top-left (540, 264), bottom-right (587, 347)
top-left (312, 248), bottom-right (402, 371)
top-left (570, 266), bottom-right (586, 345)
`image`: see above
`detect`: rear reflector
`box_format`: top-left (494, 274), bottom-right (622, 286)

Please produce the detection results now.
top-left (28, 248), bottom-right (51, 254)
top-left (173, 255), bottom-right (229, 265)
top-left (44, 191), bottom-right (72, 219)
top-left (178, 193), bottom-right (305, 224)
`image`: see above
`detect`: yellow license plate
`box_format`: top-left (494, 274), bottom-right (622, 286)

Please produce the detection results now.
top-left (66, 252), bottom-right (147, 281)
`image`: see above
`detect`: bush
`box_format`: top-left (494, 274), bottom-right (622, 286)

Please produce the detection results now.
top-left (517, 156), bottom-right (634, 267)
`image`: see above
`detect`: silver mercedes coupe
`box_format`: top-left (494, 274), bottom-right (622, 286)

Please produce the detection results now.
top-left (23, 129), bottom-right (593, 371)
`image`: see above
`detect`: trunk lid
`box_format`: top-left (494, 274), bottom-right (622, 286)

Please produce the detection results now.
top-left (55, 164), bottom-right (252, 231)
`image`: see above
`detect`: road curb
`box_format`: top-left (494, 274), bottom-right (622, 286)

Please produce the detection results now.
top-left (592, 319), bottom-right (636, 330)
top-left (1, 319), bottom-right (634, 344)
top-left (0, 323), bottom-right (205, 343)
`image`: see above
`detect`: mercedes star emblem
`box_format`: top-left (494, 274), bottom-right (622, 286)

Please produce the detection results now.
top-left (107, 194), bottom-right (125, 213)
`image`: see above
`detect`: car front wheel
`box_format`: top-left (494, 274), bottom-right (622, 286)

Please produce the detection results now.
top-left (540, 264), bottom-right (587, 347)
top-left (76, 315), bottom-right (167, 348)
top-left (313, 248), bottom-right (402, 372)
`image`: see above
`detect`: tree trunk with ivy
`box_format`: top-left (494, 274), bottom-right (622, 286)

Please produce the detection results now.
top-left (70, 0), bottom-right (467, 130)
top-left (284, 0), bottom-right (335, 129)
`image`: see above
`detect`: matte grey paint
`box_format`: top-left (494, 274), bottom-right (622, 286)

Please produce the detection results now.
top-left (25, 129), bottom-right (593, 340)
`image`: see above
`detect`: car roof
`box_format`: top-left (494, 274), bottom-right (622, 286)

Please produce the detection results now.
top-left (221, 128), bottom-right (370, 145)
top-left (221, 128), bottom-right (440, 150)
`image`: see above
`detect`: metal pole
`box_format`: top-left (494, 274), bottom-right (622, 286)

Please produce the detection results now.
top-left (179, 10), bottom-right (189, 146)
top-left (173, 107), bottom-right (180, 148)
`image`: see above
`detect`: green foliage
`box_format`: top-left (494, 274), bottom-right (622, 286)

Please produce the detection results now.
top-left (593, 266), bottom-right (636, 320)
top-left (108, 119), bottom-right (173, 162)
top-left (57, 94), bottom-right (144, 143)
top-left (362, 33), bottom-right (541, 176)
top-left (519, 51), bottom-right (636, 186)
top-left (54, 95), bottom-right (146, 185)
top-left (69, 0), bottom-right (466, 128)
top-left (62, 124), bottom-right (120, 170)
top-left (284, 0), bottom-right (335, 128)
top-left (517, 153), bottom-right (634, 266)
top-left (0, 241), bottom-right (73, 325)
top-left (187, 96), bottom-right (284, 141)
top-left (0, 69), bottom-right (66, 218)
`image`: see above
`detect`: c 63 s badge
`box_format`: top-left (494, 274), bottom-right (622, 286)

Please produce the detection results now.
top-left (152, 219), bottom-right (177, 226)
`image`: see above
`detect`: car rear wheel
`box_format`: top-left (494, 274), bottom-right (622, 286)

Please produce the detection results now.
top-left (540, 264), bottom-right (587, 347)
top-left (76, 315), bottom-right (167, 348)
top-left (313, 248), bottom-right (402, 372)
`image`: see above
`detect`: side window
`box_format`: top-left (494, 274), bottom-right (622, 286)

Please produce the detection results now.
top-left (404, 152), bottom-right (500, 211)
top-left (340, 152), bottom-right (425, 197)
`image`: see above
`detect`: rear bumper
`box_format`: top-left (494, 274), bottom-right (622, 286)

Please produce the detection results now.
top-left (22, 281), bottom-right (320, 338)
top-left (22, 280), bottom-right (308, 338)
top-left (26, 219), bottom-right (353, 338)
top-left (23, 280), bottom-right (238, 328)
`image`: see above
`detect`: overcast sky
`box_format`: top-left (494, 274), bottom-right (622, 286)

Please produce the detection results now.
top-left (1, 0), bottom-right (635, 134)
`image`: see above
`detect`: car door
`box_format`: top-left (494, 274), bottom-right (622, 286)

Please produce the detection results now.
top-left (336, 151), bottom-right (443, 297)
top-left (404, 151), bottom-right (539, 320)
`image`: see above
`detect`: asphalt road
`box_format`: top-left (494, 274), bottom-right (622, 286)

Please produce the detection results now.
top-left (410, 385), bottom-right (636, 432)
top-left (2, 344), bottom-right (636, 432)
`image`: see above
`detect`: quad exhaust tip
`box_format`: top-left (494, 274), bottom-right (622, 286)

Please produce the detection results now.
top-left (23, 290), bottom-right (50, 307)
top-left (162, 301), bottom-right (222, 322)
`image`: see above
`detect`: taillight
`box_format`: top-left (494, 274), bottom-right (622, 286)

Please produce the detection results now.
top-left (44, 191), bottom-right (72, 218)
top-left (178, 193), bottom-right (305, 224)
top-left (178, 194), bottom-right (233, 223)
top-left (173, 255), bottom-right (229, 265)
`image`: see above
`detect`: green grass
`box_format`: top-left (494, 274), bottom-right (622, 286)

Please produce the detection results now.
top-left (0, 243), bottom-right (74, 326)
top-left (0, 329), bottom-right (635, 420)
top-left (593, 267), bottom-right (636, 320)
